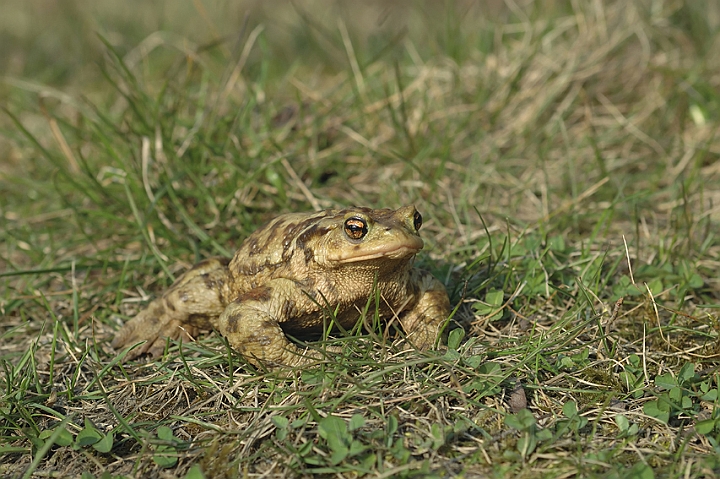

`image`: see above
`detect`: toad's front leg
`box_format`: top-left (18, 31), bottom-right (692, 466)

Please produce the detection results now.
top-left (112, 257), bottom-right (232, 358)
top-left (216, 278), bottom-right (331, 368)
top-left (399, 270), bottom-right (451, 349)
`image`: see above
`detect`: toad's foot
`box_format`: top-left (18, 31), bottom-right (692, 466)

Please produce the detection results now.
top-left (112, 312), bottom-right (201, 359)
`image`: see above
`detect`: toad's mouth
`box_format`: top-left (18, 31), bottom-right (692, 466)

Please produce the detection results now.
top-left (328, 239), bottom-right (424, 263)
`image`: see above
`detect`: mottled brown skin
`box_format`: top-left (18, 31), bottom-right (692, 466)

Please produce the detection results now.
top-left (112, 205), bottom-right (450, 367)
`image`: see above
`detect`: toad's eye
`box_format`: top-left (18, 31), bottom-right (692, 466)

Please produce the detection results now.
top-left (344, 217), bottom-right (368, 240)
top-left (413, 210), bottom-right (423, 231)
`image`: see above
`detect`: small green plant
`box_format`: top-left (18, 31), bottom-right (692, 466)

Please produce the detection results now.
top-left (76, 418), bottom-right (115, 453)
top-left (36, 421), bottom-right (182, 470)
top-left (614, 414), bottom-right (639, 438)
top-left (612, 276), bottom-right (663, 299)
top-left (612, 262), bottom-right (704, 303)
top-left (152, 426), bottom-right (181, 468)
top-left (555, 400), bottom-right (588, 436)
top-left (618, 354), bottom-right (646, 398)
top-left (473, 289), bottom-right (504, 321)
top-left (183, 464), bottom-right (206, 479)
top-left (557, 348), bottom-right (591, 371)
top-left (38, 419), bottom-right (114, 453)
top-left (316, 414), bottom-right (368, 466)
top-left (37, 425), bottom-right (73, 449)
top-left (625, 462), bottom-right (656, 479)
top-left (462, 361), bottom-right (504, 396)
top-left (643, 362), bottom-right (719, 427)
top-left (504, 409), bottom-right (552, 459)
top-left (81, 472), bottom-right (128, 479)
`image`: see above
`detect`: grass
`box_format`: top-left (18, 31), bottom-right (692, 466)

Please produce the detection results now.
top-left (2, 0), bottom-right (720, 477)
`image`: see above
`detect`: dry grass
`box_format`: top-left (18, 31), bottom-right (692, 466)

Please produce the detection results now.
top-left (2, 1), bottom-right (720, 478)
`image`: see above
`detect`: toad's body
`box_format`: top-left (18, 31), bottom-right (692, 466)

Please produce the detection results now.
top-left (112, 206), bottom-right (450, 367)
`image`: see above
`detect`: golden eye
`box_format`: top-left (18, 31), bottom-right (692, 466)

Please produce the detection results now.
top-left (344, 217), bottom-right (368, 240)
top-left (413, 210), bottom-right (423, 231)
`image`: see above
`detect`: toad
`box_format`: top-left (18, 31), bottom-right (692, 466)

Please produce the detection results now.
top-left (112, 205), bottom-right (450, 367)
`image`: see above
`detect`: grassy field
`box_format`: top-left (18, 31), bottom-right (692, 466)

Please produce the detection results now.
top-left (2, 0), bottom-right (720, 477)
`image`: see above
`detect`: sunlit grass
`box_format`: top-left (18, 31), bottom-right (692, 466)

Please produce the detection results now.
top-left (2, 1), bottom-right (720, 478)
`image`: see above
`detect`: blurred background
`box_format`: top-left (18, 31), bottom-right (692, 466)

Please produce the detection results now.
top-left (3, 0), bottom-right (720, 267)
top-left (1, 1), bottom-right (517, 92)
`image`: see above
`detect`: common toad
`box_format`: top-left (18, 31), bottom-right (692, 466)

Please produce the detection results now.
top-left (112, 205), bottom-right (450, 367)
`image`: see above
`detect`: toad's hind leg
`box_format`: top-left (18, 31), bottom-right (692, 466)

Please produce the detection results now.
top-left (112, 257), bottom-right (232, 358)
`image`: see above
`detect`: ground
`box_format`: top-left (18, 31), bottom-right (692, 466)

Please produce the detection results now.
top-left (2, 1), bottom-right (720, 478)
